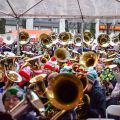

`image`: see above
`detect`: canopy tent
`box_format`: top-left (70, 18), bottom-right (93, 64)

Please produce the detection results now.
top-left (0, 0), bottom-right (120, 55)
top-left (0, 0), bottom-right (120, 20)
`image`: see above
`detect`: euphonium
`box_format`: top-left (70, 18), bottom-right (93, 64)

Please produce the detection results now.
top-left (84, 31), bottom-right (93, 45)
top-left (19, 31), bottom-right (30, 45)
top-left (59, 32), bottom-right (70, 45)
top-left (54, 48), bottom-right (70, 62)
top-left (80, 51), bottom-right (98, 67)
top-left (97, 34), bottom-right (110, 47)
top-left (39, 33), bottom-right (51, 47)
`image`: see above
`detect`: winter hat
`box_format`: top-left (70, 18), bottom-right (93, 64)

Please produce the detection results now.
top-left (88, 67), bottom-right (98, 78)
top-left (44, 62), bottom-right (54, 71)
top-left (18, 66), bottom-right (31, 86)
top-left (49, 56), bottom-right (57, 65)
top-left (86, 73), bottom-right (95, 84)
top-left (2, 87), bottom-right (24, 104)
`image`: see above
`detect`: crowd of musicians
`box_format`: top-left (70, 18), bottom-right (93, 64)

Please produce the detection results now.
top-left (0, 31), bottom-right (120, 120)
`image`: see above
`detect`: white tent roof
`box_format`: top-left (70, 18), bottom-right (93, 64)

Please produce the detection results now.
top-left (0, 0), bottom-right (120, 19)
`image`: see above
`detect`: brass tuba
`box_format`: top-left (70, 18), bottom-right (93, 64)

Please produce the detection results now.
top-left (84, 31), bottom-right (93, 45)
top-left (4, 71), bottom-right (22, 90)
top-left (46, 73), bottom-right (84, 110)
top-left (19, 31), bottom-right (30, 45)
top-left (97, 34), bottom-right (110, 47)
top-left (80, 51), bottom-right (98, 67)
top-left (54, 48), bottom-right (70, 62)
top-left (59, 32), bottom-right (70, 45)
top-left (39, 33), bottom-right (52, 47)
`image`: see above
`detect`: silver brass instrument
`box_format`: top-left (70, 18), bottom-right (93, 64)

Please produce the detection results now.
top-left (74, 34), bottom-right (82, 46)
top-left (10, 90), bottom-right (45, 119)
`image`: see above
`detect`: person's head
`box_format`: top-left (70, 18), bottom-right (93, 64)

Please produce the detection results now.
top-left (86, 73), bottom-right (95, 92)
top-left (2, 87), bottom-right (24, 111)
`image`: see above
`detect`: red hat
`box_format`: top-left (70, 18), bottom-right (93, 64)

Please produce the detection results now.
top-left (49, 56), bottom-right (57, 65)
top-left (18, 66), bottom-right (31, 86)
top-left (44, 62), bottom-right (54, 71)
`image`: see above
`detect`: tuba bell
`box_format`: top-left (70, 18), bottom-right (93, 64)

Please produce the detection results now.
top-left (84, 31), bottom-right (93, 45)
top-left (59, 32), bottom-right (70, 45)
top-left (46, 73), bottom-right (84, 110)
top-left (80, 51), bottom-right (98, 67)
top-left (54, 48), bottom-right (70, 62)
top-left (4, 71), bottom-right (22, 90)
top-left (19, 31), bottom-right (30, 45)
top-left (97, 34), bottom-right (110, 47)
top-left (74, 34), bottom-right (82, 46)
top-left (39, 33), bottom-right (52, 47)
top-left (110, 33), bottom-right (120, 45)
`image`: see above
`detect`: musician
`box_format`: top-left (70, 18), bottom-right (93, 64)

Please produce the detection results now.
top-left (84, 73), bottom-right (106, 118)
top-left (2, 87), bottom-right (38, 120)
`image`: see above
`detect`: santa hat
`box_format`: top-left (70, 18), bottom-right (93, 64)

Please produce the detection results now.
top-left (18, 66), bottom-right (31, 86)
top-left (44, 61), bottom-right (60, 72)
top-left (44, 62), bottom-right (54, 71)
top-left (49, 56), bottom-right (57, 65)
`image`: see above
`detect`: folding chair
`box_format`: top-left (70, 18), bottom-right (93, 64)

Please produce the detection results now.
top-left (106, 105), bottom-right (120, 118)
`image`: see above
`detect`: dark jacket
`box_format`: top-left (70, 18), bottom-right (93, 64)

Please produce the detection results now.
top-left (86, 86), bottom-right (106, 118)
top-left (17, 112), bottom-right (38, 120)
